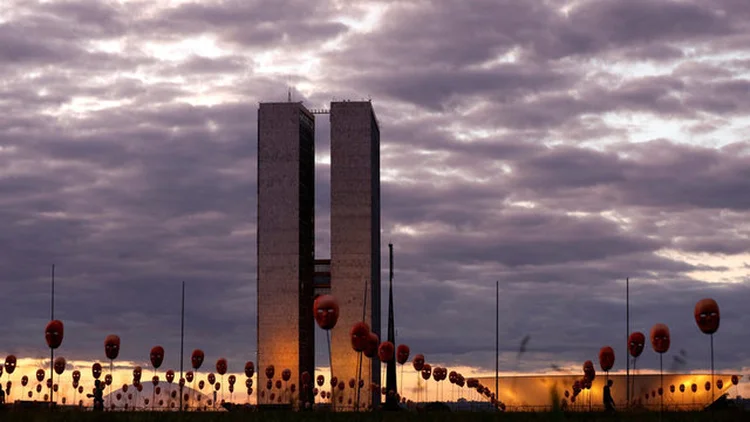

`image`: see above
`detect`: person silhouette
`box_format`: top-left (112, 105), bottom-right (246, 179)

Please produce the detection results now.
top-left (603, 379), bottom-right (615, 413)
top-left (87, 380), bottom-right (104, 411)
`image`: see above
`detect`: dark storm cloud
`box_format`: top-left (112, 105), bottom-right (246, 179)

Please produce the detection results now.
top-left (2, 0), bottom-right (750, 381)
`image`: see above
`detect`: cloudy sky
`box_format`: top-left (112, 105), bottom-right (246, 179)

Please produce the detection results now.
top-left (2, 0), bottom-right (750, 390)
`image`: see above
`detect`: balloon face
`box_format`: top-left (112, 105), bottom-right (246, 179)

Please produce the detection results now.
top-left (650, 323), bottom-right (671, 354)
top-left (669, 385), bottom-right (675, 393)
top-left (679, 384), bottom-right (685, 393)
top-left (191, 349), bottom-right (204, 370)
top-left (732, 375), bottom-right (739, 386)
top-left (123, 384), bottom-right (128, 393)
top-left (92, 363), bottom-right (102, 379)
top-left (21, 375), bottom-right (28, 387)
top-left (266, 379), bottom-right (273, 390)
top-left (198, 380), bottom-right (205, 390)
top-left (104, 335), bottom-right (121, 360)
top-left (350, 322), bottom-right (370, 352)
top-left (378, 341), bottom-right (395, 363)
top-left (717, 379), bottom-right (723, 389)
top-left (598, 346), bottom-right (615, 372)
top-left (186, 371), bottom-right (194, 383)
top-left (54, 356), bottom-right (66, 375)
top-left (45, 320), bottom-right (65, 349)
top-left (316, 375), bottom-right (324, 387)
top-left (36, 369), bottom-right (45, 382)
top-left (105, 374), bottom-right (113, 386)
top-left (313, 295), bottom-right (340, 330)
top-left (583, 360), bottom-right (595, 382)
top-left (694, 298), bottom-right (720, 335)
top-left (421, 364), bottom-right (432, 380)
top-left (4, 355), bottom-right (17, 374)
top-left (166, 370), bottom-right (175, 384)
top-left (208, 373), bottom-right (216, 385)
top-left (216, 358), bottom-right (228, 376)
top-left (691, 383), bottom-right (697, 393)
top-left (179, 377), bottom-right (185, 387)
top-left (281, 368), bottom-right (291, 382)
top-left (705, 381), bottom-right (711, 391)
top-left (275, 380), bottom-right (282, 389)
top-left (150, 346), bottom-right (165, 369)
top-left (133, 366), bottom-right (142, 382)
top-left (244, 361), bottom-right (254, 378)
top-left (265, 365), bottom-right (275, 380)
top-left (245, 378), bottom-right (252, 388)
top-left (628, 331), bottom-right (646, 358)
top-left (363, 332), bottom-right (379, 358)
top-left (396, 344), bottom-right (410, 365)
top-left (413, 354), bottom-right (425, 371)
top-left (152, 375), bottom-right (159, 386)
top-left (228, 375), bottom-right (236, 386)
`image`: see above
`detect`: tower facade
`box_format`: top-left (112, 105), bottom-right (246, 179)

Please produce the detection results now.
top-left (256, 100), bottom-right (381, 410)
top-left (257, 102), bottom-right (316, 405)
top-left (329, 101), bottom-right (381, 409)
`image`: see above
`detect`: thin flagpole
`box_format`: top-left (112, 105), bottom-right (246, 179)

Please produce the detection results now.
top-left (495, 280), bottom-right (499, 411)
top-left (626, 277), bottom-right (629, 408)
top-left (50, 264), bottom-right (55, 408)
top-left (180, 281), bottom-right (185, 411)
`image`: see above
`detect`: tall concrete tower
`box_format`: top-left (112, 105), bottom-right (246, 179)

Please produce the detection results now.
top-left (256, 100), bottom-right (381, 410)
top-left (329, 101), bottom-right (381, 409)
top-left (256, 102), bottom-right (316, 405)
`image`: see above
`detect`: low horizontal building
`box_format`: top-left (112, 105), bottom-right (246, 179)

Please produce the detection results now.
top-left (475, 373), bottom-right (741, 411)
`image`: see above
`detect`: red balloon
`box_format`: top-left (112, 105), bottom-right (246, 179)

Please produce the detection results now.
top-left (4, 355), bottom-right (17, 375)
top-left (104, 335), bottom-right (121, 360)
top-left (413, 354), bottom-right (425, 371)
top-left (208, 373), bottom-right (216, 385)
top-left (598, 346), bottom-right (615, 371)
top-left (378, 341), bottom-right (395, 363)
top-left (691, 383), bottom-right (697, 393)
top-left (732, 375), bottom-right (739, 386)
top-left (396, 344), bottom-right (410, 365)
top-left (705, 381), bottom-right (711, 391)
top-left (166, 370), bottom-right (175, 384)
top-left (228, 375), bottom-right (236, 386)
top-left (132, 366), bottom-right (142, 382)
top-left (363, 332), bottom-right (379, 358)
top-left (150, 346), bottom-right (165, 369)
top-left (421, 364), bottom-right (432, 381)
top-left (583, 360), bottom-right (595, 382)
top-left (92, 363), bottom-right (102, 379)
top-left (350, 322), bottom-right (370, 352)
top-left (152, 375), bottom-right (159, 386)
top-left (36, 369), bottom-right (45, 382)
top-left (21, 375), bottom-right (28, 387)
top-left (628, 332), bottom-right (645, 358)
top-left (45, 320), bottom-right (64, 349)
top-left (198, 380), bottom-right (205, 390)
top-left (313, 295), bottom-right (340, 330)
top-left (244, 361), bottom-right (254, 378)
top-left (191, 349), bottom-right (204, 370)
top-left (669, 385), bottom-right (675, 393)
top-left (53, 356), bottom-right (66, 375)
top-left (679, 384), bottom-right (685, 393)
top-left (275, 380), bottom-right (282, 389)
top-left (245, 378), bottom-right (253, 388)
top-left (122, 384), bottom-right (128, 393)
top-left (316, 375), bottom-right (324, 387)
top-left (186, 371), bottom-right (194, 383)
top-left (650, 324), bottom-right (670, 354)
top-left (694, 298), bottom-right (720, 335)
top-left (216, 358), bottom-right (228, 375)
top-left (104, 374), bottom-right (112, 386)
top-left (282, 368), bottom-right (292, 382)
top-left (717, 379), bottom-right (723, 389)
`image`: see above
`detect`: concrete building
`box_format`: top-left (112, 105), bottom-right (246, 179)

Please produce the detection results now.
top-left (329, 101), bottom-right (381, 409)
top-left (256, 100), bottom-right (381, 409)
top-left (256, 102), bottom-right (316, 405)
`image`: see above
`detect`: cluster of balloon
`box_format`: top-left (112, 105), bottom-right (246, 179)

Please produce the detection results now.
top-left (649, 323), bottom-right (670, 411)
top-left (568, 361), bottom-right (595, 408)
top-left (694, 298), bottom-right (720, 403)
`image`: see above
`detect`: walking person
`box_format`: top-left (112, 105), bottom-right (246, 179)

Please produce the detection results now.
top-left (603, 379), bottom-right (616, 414)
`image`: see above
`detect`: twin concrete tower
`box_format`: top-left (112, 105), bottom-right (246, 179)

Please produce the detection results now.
top-left (257, 101), bottom-right (381, 408)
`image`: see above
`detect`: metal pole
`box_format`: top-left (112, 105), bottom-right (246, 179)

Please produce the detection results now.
top-left (180, 281), bottom-right (185, 411)
top-left (495, 280), bottom-right (499, 411)
top-left (355, 280), bottom-right (368, 411)
top-left (710, 334), bottom-right (714, 405)
top-left (50, 264), bottom-right (55, 407)
top-left (626, 277), bottom-right (629, 407)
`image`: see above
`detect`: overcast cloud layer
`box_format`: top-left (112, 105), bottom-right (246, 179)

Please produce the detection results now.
top-left (1, 0), bottom-right (750, 380)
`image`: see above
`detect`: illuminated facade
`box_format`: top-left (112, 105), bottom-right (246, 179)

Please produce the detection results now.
top-left (257, 102), bottom-right (316, 405)
top-left (257, 100), bottom-right (381, 409)
top-left (330, 101), bottom-right (381, 409)
top-left (474, 373), bottom-right (739, 411)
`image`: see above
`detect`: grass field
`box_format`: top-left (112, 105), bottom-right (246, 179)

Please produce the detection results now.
top-left (0, 410), bottom-right (745, 422)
